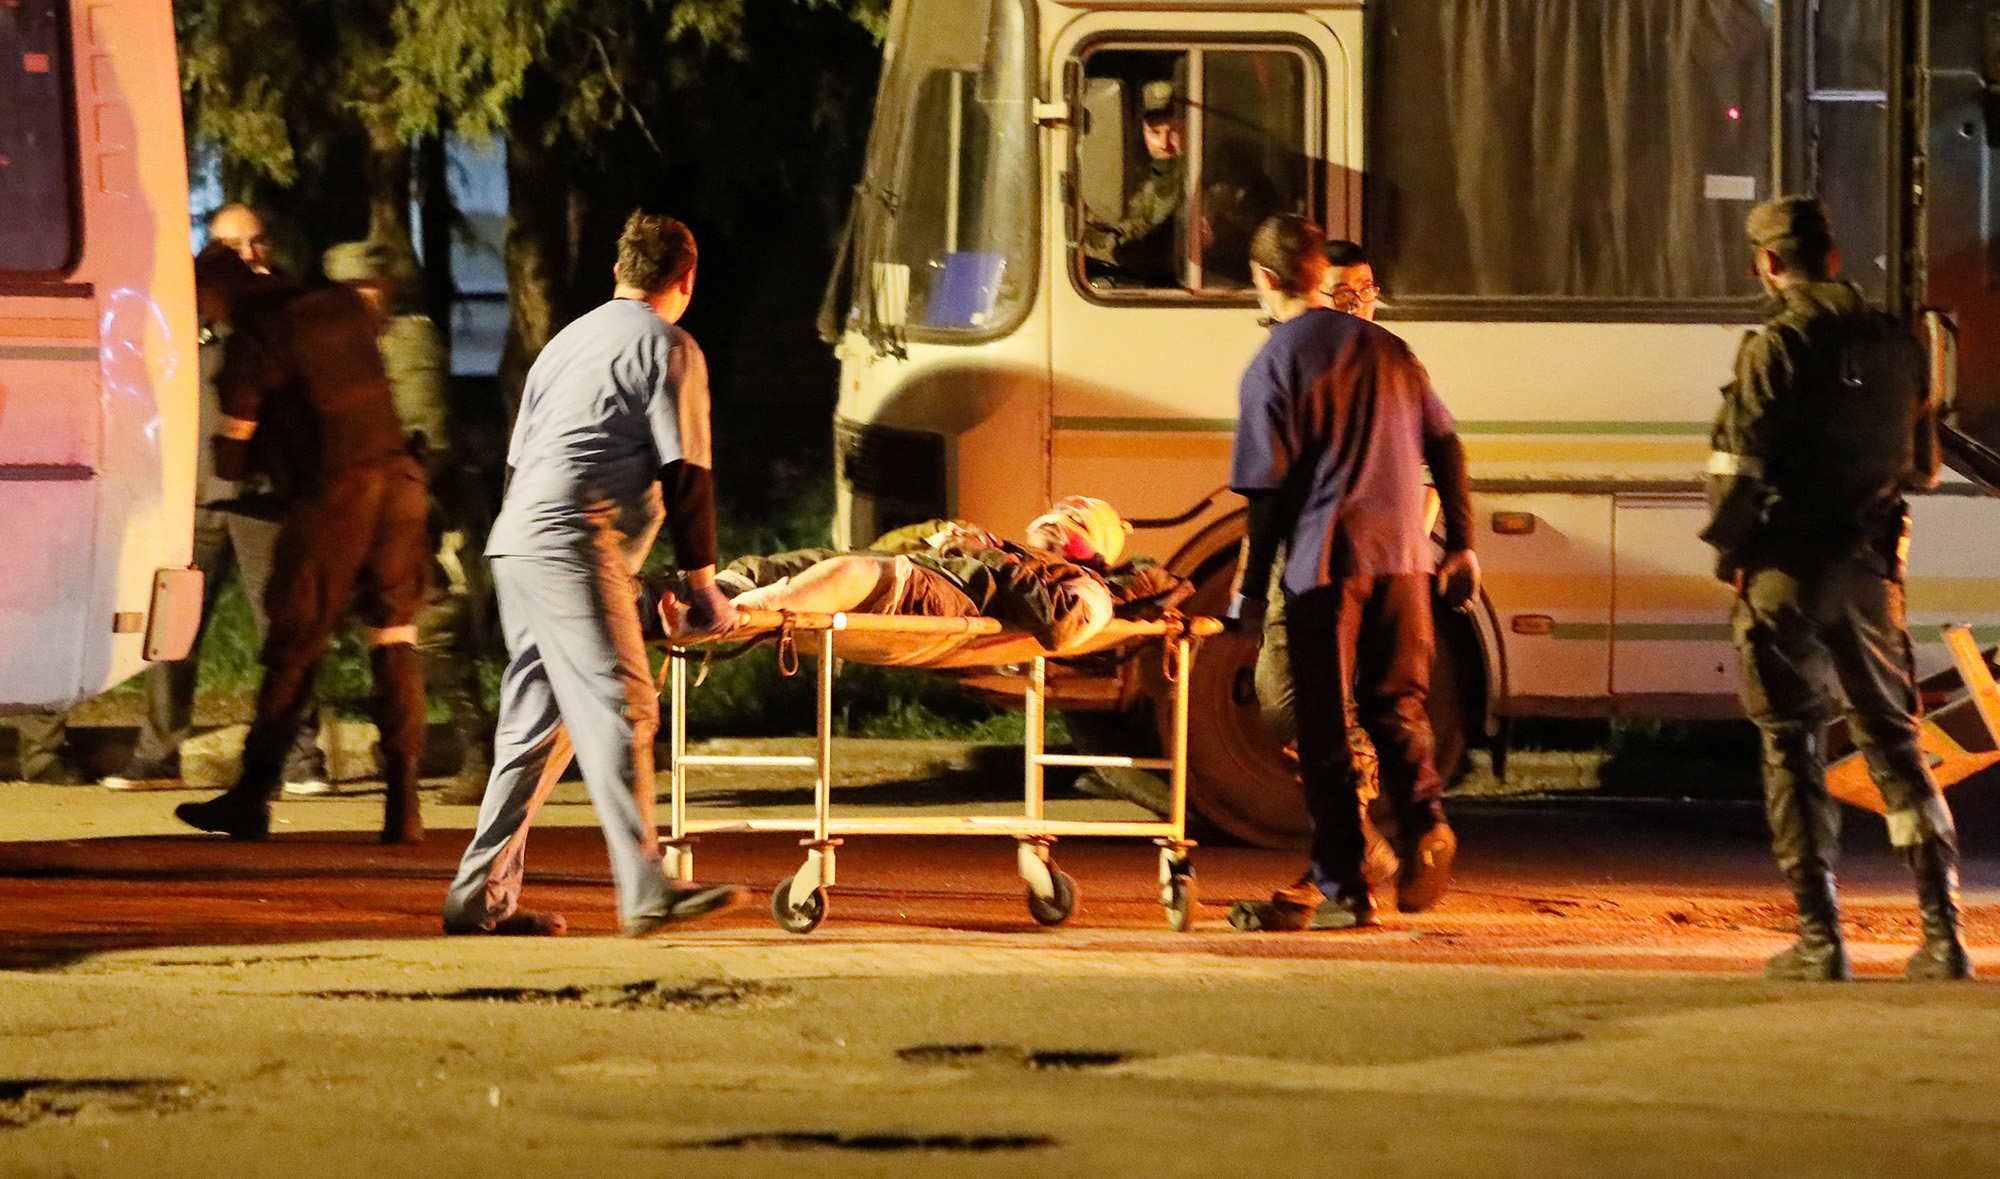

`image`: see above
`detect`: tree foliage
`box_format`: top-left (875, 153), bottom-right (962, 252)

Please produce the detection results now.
top-left (176, 0), bottom-right (407, 187)
top-left (384, 0), bottom-right (885, 146)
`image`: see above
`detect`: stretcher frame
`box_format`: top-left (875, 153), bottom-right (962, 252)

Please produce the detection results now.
top-left (1826, 623), bottom-right (2000, 809)
top-left (658, 610), bottom-right (1221, 933)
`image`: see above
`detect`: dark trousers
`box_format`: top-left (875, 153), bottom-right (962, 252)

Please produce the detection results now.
top-left (127, 508), bottom-right (321, 777)
top-left (232, 460), bottom-right (431, 805)
top-left (1734, 557), bottom-right (1955, 876)
top-left (1286, 574), bottom-right (1442, 897)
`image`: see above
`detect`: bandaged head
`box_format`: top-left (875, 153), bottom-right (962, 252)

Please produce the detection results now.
top-left (1027, 495), bottom-right (1131, 566)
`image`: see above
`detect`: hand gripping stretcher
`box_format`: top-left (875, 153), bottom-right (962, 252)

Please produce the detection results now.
top-left (659, 609), bottom-right (1222, 933)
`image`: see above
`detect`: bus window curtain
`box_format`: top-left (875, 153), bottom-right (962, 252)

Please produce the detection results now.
top-left (1368, 0), bottom-right (1772, 302)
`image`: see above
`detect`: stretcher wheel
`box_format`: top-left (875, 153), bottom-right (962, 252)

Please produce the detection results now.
top-left (1165, 874), bottom-right (1196, 932)
top-left (771, 883), bottom-right (826, 934)
top-left (1026, 871), bottom-right (1077, 926)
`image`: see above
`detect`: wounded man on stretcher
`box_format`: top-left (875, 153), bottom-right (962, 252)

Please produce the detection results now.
top-left (651, 496), bottom-right (1193, 652)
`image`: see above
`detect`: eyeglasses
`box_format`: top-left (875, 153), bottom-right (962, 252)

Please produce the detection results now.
top-left (1330, 283), bottom-right (1380, 311)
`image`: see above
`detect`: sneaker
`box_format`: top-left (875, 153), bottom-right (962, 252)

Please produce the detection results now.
top-left (281, 777), bottom-right (333, 797)
top-left (1228, 884), bottom-right (1371, 932)
top-left (1395, 818), bottom-right (1457, 913)
top-left (24, 759), bottom-right (91, 786)
top-left (434, 768), bottom-right (489, 806)
top-left (620, 884), bottom-right (747, 937)
top-left (174, 794), bottom-right (271, 841)
top-left (102, 757), bottom-right (185, 791)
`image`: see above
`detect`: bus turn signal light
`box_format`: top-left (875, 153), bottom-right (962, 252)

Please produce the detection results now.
top-left (1491, 511), bottom-right (1536, 535)
top-left (1511, 614), bottom-right (1554, 636)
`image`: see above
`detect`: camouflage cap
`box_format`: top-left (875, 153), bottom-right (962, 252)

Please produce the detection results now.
top-left (1745, 196), bottom-right (1834, 251)
top-left (322, 240), bottom-right (403, 284)
top-left (1140, 80), bottom-right (1183, 119)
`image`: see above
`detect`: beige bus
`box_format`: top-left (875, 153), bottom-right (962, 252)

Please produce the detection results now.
top-left (824, 0), bottom-right (2000, 846)
top-left (0, 0), bottom-right (200, 713)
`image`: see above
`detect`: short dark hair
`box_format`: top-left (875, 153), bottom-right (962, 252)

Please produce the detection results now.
top-left (1250, 214), bottom-right (1327, 295)
top-left (193, 239), bottom-right (257, 303)
top-left (614, 210), bottom-right (698, 294)
top-left (1324, 239), bottom-right (1368, 269)
top-left (1746, 197), bottom-right (1836, 279)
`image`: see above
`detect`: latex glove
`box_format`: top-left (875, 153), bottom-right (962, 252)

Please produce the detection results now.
top-left (678, 580), bottom-right (740, 638)
top-left (1437, 549), bottom-right (1481, 610)
top-left (1223, 591), bottom-right (1267, 636)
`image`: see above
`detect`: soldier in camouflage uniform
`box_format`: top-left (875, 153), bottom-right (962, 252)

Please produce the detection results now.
top-left (1703, 197), bottom-right (1971, 982)
top-left (324, 242), bottom-right (496, 805)
top-left (1081, 81), bottom-right (1187, 287)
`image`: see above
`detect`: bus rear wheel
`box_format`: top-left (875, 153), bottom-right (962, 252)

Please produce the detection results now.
top-left (1145, 567), bottom-right (1478, 850)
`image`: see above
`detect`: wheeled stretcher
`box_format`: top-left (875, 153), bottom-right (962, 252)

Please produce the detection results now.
top-left (659, 610), bottom-right (1222, 933)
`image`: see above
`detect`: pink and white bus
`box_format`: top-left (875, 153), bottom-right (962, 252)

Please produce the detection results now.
top-left (1, 0), bottom-right (200, 713)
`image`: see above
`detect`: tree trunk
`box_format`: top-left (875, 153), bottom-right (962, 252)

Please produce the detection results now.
top-left (497, 75), bottom-right (574, 422)
top-left (363, 122), bottom-right (413, 253)
top-left (417, 131), bottom-right (456, 332)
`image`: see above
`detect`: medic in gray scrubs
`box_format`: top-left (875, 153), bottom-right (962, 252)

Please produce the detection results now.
top-left (442, 211), bottom-right (744, 937)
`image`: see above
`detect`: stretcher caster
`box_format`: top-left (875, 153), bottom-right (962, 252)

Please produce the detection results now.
top-left (1164, 871), bottom-right (1196, 932)
top-left (1026, 870), bottom-right (1077, 926)
top-left (771, 882), bottom-right (826, 934)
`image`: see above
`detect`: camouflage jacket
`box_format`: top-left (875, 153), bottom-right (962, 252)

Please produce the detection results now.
top-left (1702, 281), bottom-right (1936, 576)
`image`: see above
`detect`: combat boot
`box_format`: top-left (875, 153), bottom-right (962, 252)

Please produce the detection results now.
top-left (371, 642), bottom-right (427, 845)
top-left (1767, 868), bottom-right (1850, 981)
top-left (174, 790), bottom-right (272, 841)
top-left (1904, 839), bottom-right (1973, 981)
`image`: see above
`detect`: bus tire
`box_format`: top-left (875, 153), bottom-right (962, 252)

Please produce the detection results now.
top-left (1148, 560), bottom-right (1479, 850)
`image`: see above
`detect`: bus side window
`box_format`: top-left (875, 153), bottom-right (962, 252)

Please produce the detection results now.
top-left (0, 0), bottom-right (77, 274)
top-left (1075, 44), bottom-right (1315, 297)
top-left (1197, 50), bottom-right (1310, 291)
top-left (1076, 50), bottom-right (1191, 291)
top-left (1367, 0), bottom-right (1772, 306)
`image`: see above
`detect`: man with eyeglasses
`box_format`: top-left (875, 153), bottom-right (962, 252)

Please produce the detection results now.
top-left (1226, 215), bottom-right (1477, 931)
top-left (1322, 240), bottom-right (1380, 320)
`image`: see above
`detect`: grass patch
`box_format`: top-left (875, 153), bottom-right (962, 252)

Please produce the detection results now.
top-left (161, 473), bottom-right (1038, 741)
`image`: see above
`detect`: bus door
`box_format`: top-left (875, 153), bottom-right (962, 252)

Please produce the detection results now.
top-left (1918, 0), bottom-right (2000, 447)
top-left (0, 0), bottom-right (99, 706)
top-left (1044, 11), bottom-right (1352, 532)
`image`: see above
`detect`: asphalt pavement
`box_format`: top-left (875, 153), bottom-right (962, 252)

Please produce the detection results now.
top-left (0, 742), bottom-right (1996, 1177)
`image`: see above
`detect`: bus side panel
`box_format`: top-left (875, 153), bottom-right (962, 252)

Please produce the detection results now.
top-left (1474, 492), bottom-right (1612, 711)
top-left (74, 0), bottom-right (197, 701)
top-left (0, 481), bottom-right (96, 705)
top-left (1609, 493), bottom-right (1737, 702)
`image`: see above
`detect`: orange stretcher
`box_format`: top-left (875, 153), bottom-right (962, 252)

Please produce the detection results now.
top-left (1826, 624), bottom-right (2000, 811)
top-left (658, 610), bottom-right (1221, 933)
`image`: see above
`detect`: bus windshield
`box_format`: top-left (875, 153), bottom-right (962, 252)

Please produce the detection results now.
top-left (0, 0), bottom-right (77, 274)
top-left (847, 0), bottom-right (1036, 351)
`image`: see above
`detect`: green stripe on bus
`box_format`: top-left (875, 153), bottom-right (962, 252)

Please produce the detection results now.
top-left (1454, 420), bottom-right (1709, 435)
top-left (1546, 622), bottom-right (1727, 642)
top-left (0, 344), bottom-right (96, 362)
top-left (1542, 623), bottom-right (1996, 644)
top-left (1051, 416), bottom-right (1709, 435)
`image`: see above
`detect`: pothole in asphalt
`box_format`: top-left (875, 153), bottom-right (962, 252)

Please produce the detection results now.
top-left (0, 1079), bottom-right (198, 1129)
top-left (1511, 1030), bottom-right (1588, 1048)
top-left (895, 1043), bottom-right (1135, 1071)
top-left (676, 1132), bottom-right (1057, 1152)
top-left (304, 977), bottom-right (793, 1011)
